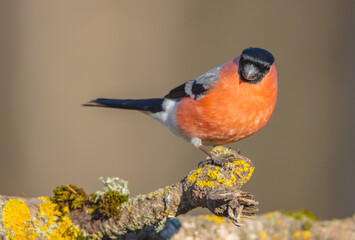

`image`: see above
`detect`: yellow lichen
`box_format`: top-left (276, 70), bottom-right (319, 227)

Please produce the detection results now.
top-left (2, 197), bottom-right (85, 239)
top-left (188, 147), bottom-right (255, 189)
top-left (3, 198), bottom-right (38, 240)
top-left (210, 146), bottom-right (255, 184)
top-left (204, 215), bottom-right (225, 224)
top-left (92, 232), bottom-right (103, 239)
top-left (210, 146), bottom-right (230, 156)
top-left (195, 180), bottom-right (213, 188)
top-left (264, 211), bottom-right (279, 217)
top-left (37, 196), bottom-right (82, 239)
top-left (259, 230), bottom-right (268, 240)
top-left (188, 168), bottom-right (202, 182)
top-left (194, 166), bottom-right (236, 188)
top-left (230, 173), bottom-right (237, 184)
top-left (293, 230), bottom-right (311, 240)
top-left (230, 159), bottom-right (255, 183)
top-left (149, 188), bottom-right (167, 199)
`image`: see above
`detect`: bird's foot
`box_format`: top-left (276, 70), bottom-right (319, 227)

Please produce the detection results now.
top-left (198, 155), bottom-right (230, 167)
top-left (198, 145), bottom-right (242, 167)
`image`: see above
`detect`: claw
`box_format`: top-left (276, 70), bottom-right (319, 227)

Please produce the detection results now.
top-left (209, 156), bottom-right (227, 166)
top-left (198, 158), bottom-right (214, 168)
top-left (198, 155), bottom-right (230, 167)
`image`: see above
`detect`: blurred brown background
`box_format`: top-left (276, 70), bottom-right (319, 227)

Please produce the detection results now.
top-left (0, 1), bottom-right (354, 219)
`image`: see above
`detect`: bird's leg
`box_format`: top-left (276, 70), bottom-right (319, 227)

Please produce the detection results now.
top-left (198, 146), bottom-right (214, 166)
top-left (198, 145), bottom-right (227, 167)
top-left (191, 138), bottom-right (228, 167)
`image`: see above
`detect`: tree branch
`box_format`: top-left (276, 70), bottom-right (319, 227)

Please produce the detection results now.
top-left (0, 147), bottom-right (258, 239)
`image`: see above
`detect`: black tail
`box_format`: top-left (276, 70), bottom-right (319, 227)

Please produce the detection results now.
top-left (83, 98), bottom-right (164, 113)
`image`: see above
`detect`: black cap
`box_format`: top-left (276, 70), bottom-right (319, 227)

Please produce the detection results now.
top-left (241, 47), bottom-right (275, 67)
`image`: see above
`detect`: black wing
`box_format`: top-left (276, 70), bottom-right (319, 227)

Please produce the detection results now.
top-left (163, 83), bottom-right (187, 99)
top-left (164, 64), bottom-right (223, 100)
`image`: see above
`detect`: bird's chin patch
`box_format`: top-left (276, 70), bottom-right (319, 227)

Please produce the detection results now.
top-left (244, 79), bottom-right (261, 84)
top-left (239, 72), bottom-right (264, 84)
top-left (243, 77), bottom-right (258, 82)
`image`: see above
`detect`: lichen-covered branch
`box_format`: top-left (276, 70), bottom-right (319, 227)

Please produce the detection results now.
top-left (0, 146), bottom-right (258, 239)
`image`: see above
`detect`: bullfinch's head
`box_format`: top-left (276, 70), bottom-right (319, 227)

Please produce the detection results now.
top-left (238, 47), bottom-right (275, 84)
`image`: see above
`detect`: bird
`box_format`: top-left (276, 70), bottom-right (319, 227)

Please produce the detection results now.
top-left (84, 47), bottom-right (277, 165)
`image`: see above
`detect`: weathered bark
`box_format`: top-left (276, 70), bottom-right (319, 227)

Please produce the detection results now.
top-left (0, 147), bottom-right (258, 239)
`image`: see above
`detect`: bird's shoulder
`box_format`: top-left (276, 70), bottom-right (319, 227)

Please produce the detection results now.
top-left (164, 63), bottom-right (224, 100)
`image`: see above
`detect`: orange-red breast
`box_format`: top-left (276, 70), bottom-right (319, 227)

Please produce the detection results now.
top-left (85, 47), bottom-right (277, 164)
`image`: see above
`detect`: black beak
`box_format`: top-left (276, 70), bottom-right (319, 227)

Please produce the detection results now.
top-left (242, 64), bottom-right (259, 81)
